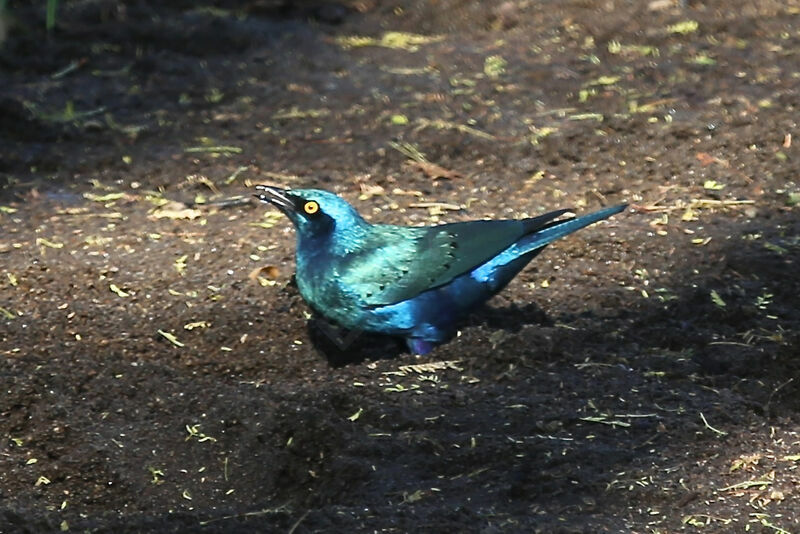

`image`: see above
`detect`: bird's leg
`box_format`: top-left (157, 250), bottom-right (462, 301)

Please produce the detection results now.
top-left (312, 316), bottom-right (364, 350)
top-left (406, 338), bottom-right (437, 355)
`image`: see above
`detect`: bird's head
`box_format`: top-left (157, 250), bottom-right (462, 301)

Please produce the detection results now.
top-left (254, 186), bottom-right (367, 240)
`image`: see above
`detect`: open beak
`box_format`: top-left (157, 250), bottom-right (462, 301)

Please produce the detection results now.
top-left (254, 185), bottom-right (296, 215)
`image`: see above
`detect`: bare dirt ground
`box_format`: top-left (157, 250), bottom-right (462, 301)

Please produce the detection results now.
top-left (1, 0), bottom-right (799, 532)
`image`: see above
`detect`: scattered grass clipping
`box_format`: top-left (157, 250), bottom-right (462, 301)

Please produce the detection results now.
top-left (109, 283), bottom-right (130, 298)
top-left (158, 330), bottom-right (185, 348)
top-left (667, 20), bottom-right (698, 35)
top-left (484, 55), bottom-right (507, 78)
top-left (335, 31), bottom-right (444, 52)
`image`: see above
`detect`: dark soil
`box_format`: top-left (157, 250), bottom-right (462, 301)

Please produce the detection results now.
top-left (1, 1), bottom-right (799, 532)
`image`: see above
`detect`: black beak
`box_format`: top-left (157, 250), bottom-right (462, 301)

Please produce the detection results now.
top-left (254, 185), bottom-right (296, 214)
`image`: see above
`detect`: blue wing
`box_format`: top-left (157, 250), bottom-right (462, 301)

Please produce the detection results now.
top-left (341, 209), bottom-right (572, 307)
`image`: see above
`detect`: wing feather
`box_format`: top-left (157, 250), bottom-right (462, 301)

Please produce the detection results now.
top-left (339, 209), bottom-right (571, 306)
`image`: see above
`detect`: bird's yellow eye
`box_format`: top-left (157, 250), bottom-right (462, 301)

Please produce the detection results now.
top-left (303, 201), bottom-right (320, 215)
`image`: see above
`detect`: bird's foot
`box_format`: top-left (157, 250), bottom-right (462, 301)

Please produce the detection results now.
top-left (406, 338), bottom-right (437, 355)
top-left (311, 318), bottom-right (364, 350)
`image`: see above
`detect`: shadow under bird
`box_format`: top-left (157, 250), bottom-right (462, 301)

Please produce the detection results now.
top-left (255, 186), bottom-right (626, 355)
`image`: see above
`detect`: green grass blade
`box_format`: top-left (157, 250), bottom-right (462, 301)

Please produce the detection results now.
top-left (46, 0), bottom-right (58, 32)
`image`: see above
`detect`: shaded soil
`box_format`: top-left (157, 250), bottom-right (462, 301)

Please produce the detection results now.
top-left (1, 0), bottom-right (800, 532)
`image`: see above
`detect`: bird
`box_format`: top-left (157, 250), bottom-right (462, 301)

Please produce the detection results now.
top-left (255, 185), bottom-right (626, 355)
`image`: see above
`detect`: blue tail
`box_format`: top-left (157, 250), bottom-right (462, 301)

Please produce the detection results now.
top-left (517, 204), bottom-right (627, 253)
top-left (470, 204), bottom-right (626, 284)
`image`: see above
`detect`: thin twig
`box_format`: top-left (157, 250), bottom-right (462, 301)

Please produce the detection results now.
top-left (699, 412), bottom-right (727, 436)
top-left (765, 378), bottom-right (795, 416)
top-left (288, 510), bottom-right (310, 534)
